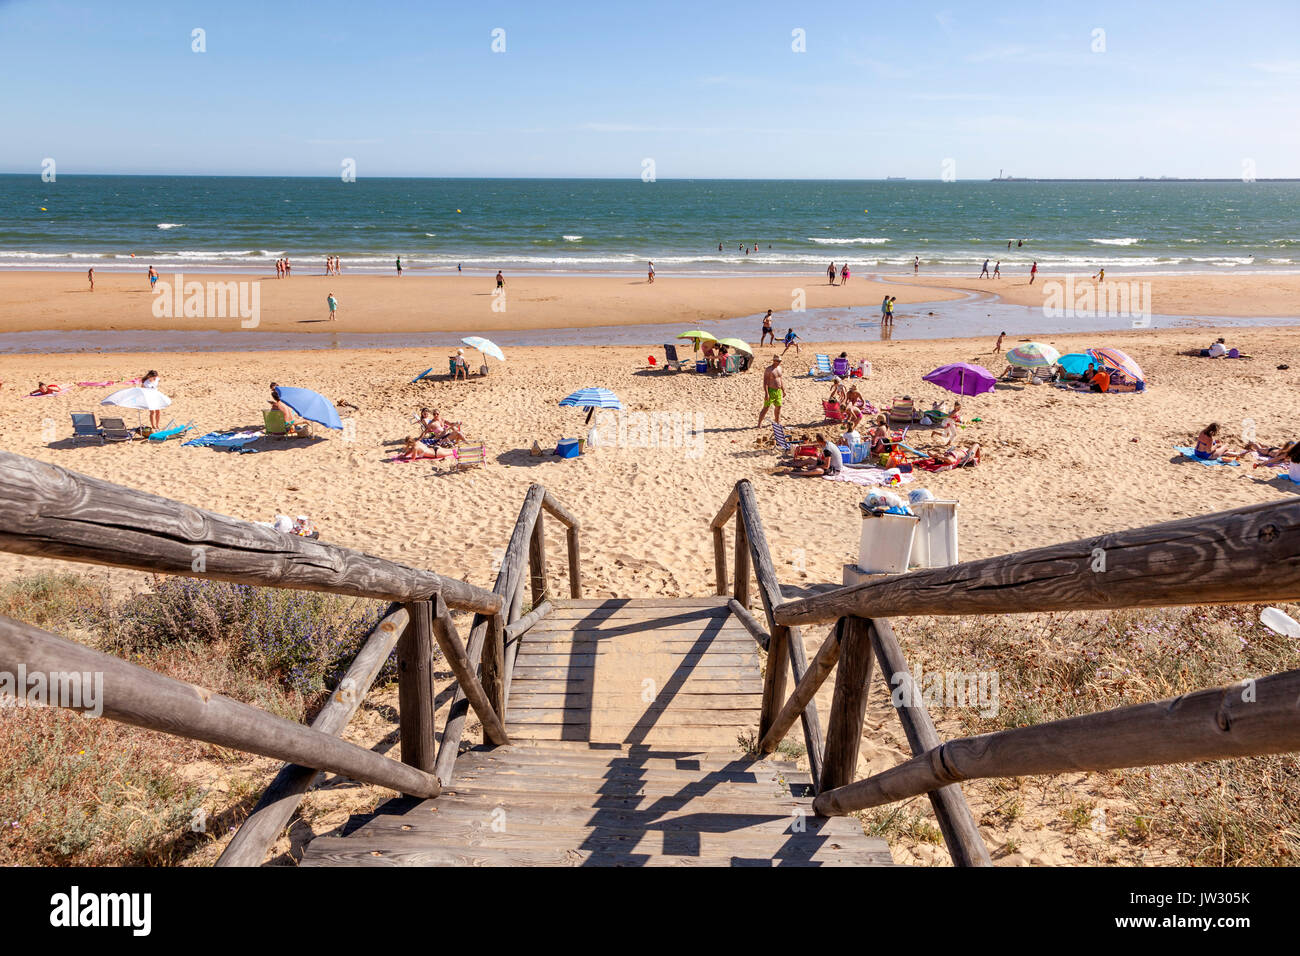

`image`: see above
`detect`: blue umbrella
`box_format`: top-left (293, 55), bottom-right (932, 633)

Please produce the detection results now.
top-left (558, 387), bottom-right (623, 411)
top-left (275, 386), bottom-right (343, 430)
top-left (1058, 353), bottom-right (1098, 376)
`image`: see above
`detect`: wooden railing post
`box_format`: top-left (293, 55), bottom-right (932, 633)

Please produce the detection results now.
top-left (819, 615), bottom-right (874, 794)
top-left (734, 517), bottom-right (751, 609)
top-left (566, 524), bottom-right (582, 598)
top-left (529, 509), bottom-right (548, 607)
top-left (397, 601), bottom-right (438, 788)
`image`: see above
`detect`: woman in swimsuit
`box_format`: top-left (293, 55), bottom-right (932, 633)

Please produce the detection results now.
top-left (401, 436), bottom-right (454, 461)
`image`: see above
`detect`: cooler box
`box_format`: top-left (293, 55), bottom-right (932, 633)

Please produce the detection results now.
top-left (858, 513), bottom-right (920, 575)
top-left (695, 360), bottom-right (708, 373)
top-left (554, 438), bottom-right (581, 459)
top-left (910, 499), bottom-right (959, 568)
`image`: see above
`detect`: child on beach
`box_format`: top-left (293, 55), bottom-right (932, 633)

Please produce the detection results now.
top-left (992, 331), bottom-right (1006, 355)
top-left (327, 293), bottom-right (338, 321)
top-left (1030, 261), bottom-right (1038, 284)
top-left (87, 268), bottom-right (94, 291)
top-left (781, 328), bottom-right (801, 355)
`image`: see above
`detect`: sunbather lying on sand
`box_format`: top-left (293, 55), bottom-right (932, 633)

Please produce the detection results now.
top-left (400, 436), bottom-right (455, 461)
top-left (1252, 440), bottom-right (1298, 467)
top-left (923, 443), bottom-right (981, 471)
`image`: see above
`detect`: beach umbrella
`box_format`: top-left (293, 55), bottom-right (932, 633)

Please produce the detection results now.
top-left (559, 387), bottom-right (623, 425)
top-left (716, 337), bottom-right (753, 354)
top-left (677, 330), bottom-right (716, 353)
top-left (461, 335), bottom-right (505, 363)
top-left (275, 386), bottom-right (343, 430)
top-left (1006, 342), bottom-right (1061, 368)
top-left (1058, 352), bottom-right (1097, 376)
top-left (922, 362), bottom-right (996, 396)
top-left (1088, 347), bottom-right (1144, 384)
top-left (101, 386), bottom-right (172, 411)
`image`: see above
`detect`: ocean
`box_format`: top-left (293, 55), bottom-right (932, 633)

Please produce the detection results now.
top-left (2, 175), bottom-right (1298, 277)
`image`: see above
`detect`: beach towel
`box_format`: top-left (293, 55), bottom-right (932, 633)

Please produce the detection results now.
top-left (184, 429), bottom-right (262, 452)
top-left (822, 468), bottom-right (915, 488)
top-left (147, 422), bottom-right (194, 442)
top-left (76, 381), bottom-right (117, 388)
top-left (1173, 446), bottom-right (1239, 467)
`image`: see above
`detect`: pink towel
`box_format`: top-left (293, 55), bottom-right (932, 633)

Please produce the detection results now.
top-left (76, 380), bottom-right (115, 388)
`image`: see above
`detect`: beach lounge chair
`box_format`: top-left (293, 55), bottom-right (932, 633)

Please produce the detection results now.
top-left (832, 356), bottom-right (850, 377)
top-left (148, 420), bottom-right (195, 442)
top-left (771, 422), bottom-right (793, 455)
top-left (98, 416), bottom-right (134, 443)
top-left (663, 343), bottom-right (690, 372)
top-left (813, 354), bottom-right (833, 377)
top-left (823, 401), bottom-right (845, 423)
top-left (1001, 365), bottom-right (1030, 382)
top-left (884, 397), bottom-right (921, 427)
top-left (71, 412), bottom-right (102, 444)
top-left (449, 442), bottom-right (487, 473)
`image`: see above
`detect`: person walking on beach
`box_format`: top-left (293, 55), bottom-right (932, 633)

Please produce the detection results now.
top-left (327, 292), bottom-right (338, 321)
top-left (647, 261), bottom-right (655, 283)
top-left (980, 259), bottom-right (990, 278)
top-left (827, 262), bottom-right (837, 285)
top-left (1093, 267), bottom-right (1105, 283)
top-left (1029, 261), bottom-right (1038, 284)
top-left (757, 354), bottom-right (785, 427)
top-left (992, 331), bottom-right (1006, 355)
top-left (993, 261), bottom-right (1001, 278)
top-left (840, 263), bottom-right (850, 284)
top-left (87, 268), bottom-right (94, 292)
top-left (781, 327), bottom-right (801, 355)
top-left (760, 309), bottom-right (775, 346)
top-left (885, 296), bottom-right (897, 327)
top-left (496, 270), bottom-right (505, 290)
top-left (880, 295), bottom-right (890, 323)
top-left (395, 256), bottom-right (403, 277)
top-left (148, 265), bottom-right (158, 289)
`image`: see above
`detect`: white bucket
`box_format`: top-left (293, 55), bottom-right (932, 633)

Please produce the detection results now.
top-left (910, 500), bottom-right (960, 569)
top-left (858, 513), bottom-right (920, 575)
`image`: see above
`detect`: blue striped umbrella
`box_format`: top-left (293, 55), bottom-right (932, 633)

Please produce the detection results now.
top-left (558, 387), bottom-right (623, 411)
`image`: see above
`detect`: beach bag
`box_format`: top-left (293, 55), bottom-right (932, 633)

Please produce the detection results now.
top-left (530, 440), bottom-right (543, 457)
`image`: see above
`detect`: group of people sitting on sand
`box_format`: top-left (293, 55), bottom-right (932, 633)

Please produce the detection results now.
top-left (399, 407), bottom-right (467, 460)
top-left (825, 377), bottom-right (874, 429)
top-left (1193, 423), bottom-right (1298, 473)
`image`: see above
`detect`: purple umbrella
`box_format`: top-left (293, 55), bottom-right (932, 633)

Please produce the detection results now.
top-left (923, 362), bottom-right (996, 396)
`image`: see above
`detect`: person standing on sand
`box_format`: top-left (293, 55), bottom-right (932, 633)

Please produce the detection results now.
top-left (885, 296), bottom-right (897, 327)
top-left (648, 261), bottom-right (655, 283)
top-left (149, 265), bottom-right (158, 288)
top-left (327, 292), bottom-right (338, 321)
top-left (992, 331), bottom-right (1006, 355)
top-left (841, 263), bottom-right (850, 284)
top-left (980, 259), bottom-right (990, 278)
top-left (496, 270), bottom-right (505, 290)
top-left (1029, 261), bottom-right (1038, 284)
top-left (827, 262), bottom-right (837, 285)
top-left (757, 355), bottom-right (785, 427)
top-left (993, 261), bottom-right (1001, 278)
top-left (760, 309), bottom-right (774, 346)
top-left (87, 268), bottom-right (94, 292)
top-left (914, 256), bottom-right (920, 274)
top-left (285, 257), bottom-right (291, 277)
top-left (396, 256), bottom-right (403, 277)
top-left (781, 327), bottom-right (801, 356)
top-left (880, 295), bottom-right (890, 323)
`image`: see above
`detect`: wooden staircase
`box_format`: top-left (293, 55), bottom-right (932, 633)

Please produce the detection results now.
top-left (300, 597), bottom-right (894, 866)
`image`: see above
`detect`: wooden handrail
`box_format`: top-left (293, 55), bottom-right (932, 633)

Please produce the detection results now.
top-left (0, 450), bottom-right (501, 615)
top-left (505, 600), bottom-right (553, 641)
top-left (217, 603), bottom-right (409, 867)
top-left (813, 668), bottom-right (1300, 816)
top-left (774, 498), bottom-right (1300, 627)
top-left (758, 618), bottom-right (844, 754)
top-left (397, 601), bottom-right (439, 781)
top-left (0, 614), bottom-right (441, 799)
top-left (430, 596), bottom-right (508, 746)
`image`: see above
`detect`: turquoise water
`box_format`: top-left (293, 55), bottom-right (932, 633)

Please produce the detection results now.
top-left (3, 175), bottom-right (1298, 276)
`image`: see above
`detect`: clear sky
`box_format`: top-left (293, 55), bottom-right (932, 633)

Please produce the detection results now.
top-left (2, 0), bottom-right (1298, 179)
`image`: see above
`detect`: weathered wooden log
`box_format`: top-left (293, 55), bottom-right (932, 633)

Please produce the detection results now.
top-left (0, 450), bottom-right (500, 615)
top-left (813, 668), bottom-right (1300, 816)
top-left (0, 614), bottom-right (440, 799)
top-left (566, 525), bottom-right (582, 599)
top-left (726, 599), bottom-right (770, 651)
top-left (713, 525), bottom-right (728, 596)
top-left (868, 619), bottom-right (991, 867)
top-left (734, 519), bottom-right (751, 609)
top-left (776, 498), bottom-right (1300, 627)
top-left (217, 604), bottom-right (409, 867)
top-left (819, 616), bottom-right (874, 793)
top-left (529, 509), bottom-right (548, 607)
top-left (759, 621), bottom-right (842, 755)
top-left (432, 605), bottom-right (488, 786)
top-left (397, 601), bottom-right (438, 787)
top-left (504, 600), bottom-right (554, 641)
top-left (430, 595), bottom-right (508, 745)
top-left (540, 489), bottom-right (578, 529)
top-left (710, 483), bottom-right (741, 530)
top-left (480, 612), bottom-right (507, 719)
top-left (785, 617), bottom-right (826, 788)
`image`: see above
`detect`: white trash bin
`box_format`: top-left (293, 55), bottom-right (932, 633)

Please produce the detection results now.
top-left (910, 499), bottom-right (959, 569)
top-left (858, 512), bottom-right (920, 575)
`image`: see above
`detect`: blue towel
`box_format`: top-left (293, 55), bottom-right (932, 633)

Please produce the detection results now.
top-left (1173, 446), bottom-right (1238, 467)
top-left (1276, 471), bottom-right (1300, 485)
top-left (184, 429), bottom-right (262, 452)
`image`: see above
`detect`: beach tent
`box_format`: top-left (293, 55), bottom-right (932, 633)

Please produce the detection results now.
top-left (922, 362), bottom-right (996, 397)
top-left (1088, 348), bottom-right (1145, 384)
top-left (275, 386), bottom-right (343, 430)
top-left (1058, 353), bottom-right (1098, 376)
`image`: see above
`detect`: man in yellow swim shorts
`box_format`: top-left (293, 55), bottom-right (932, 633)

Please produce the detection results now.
top-left (758, 354), bottom-right (785, 427)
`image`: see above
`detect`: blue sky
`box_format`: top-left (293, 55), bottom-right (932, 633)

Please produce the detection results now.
top-left (2, 0), bottom-right (1298, 178)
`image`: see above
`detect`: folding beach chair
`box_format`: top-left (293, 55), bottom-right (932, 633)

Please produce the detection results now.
top-left (771, 422), bottom-right (794, 456)
top-left (813, 354), bottom-right (833, 377)
top-left (449, 442), bottom-right (487, 473)
top-left (832, 356), bottom-right (850, 378)
top-left (663, 343), bottom-right (690, 372)
top-left (70, 412), bottom-right (102, 444)
top-left (148, 420), bottom-right (195, 442)
top-left (264, 408), bottom-right (313, 439)
top-left (97, 416), bottom-right (134, 443)
top-left (823, 401), bottom-right (845, 423)
top-left (885, 397), bottom-right (921, 428)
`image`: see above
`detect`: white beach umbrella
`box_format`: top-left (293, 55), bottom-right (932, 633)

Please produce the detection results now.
top-left (101, 386), bottom-right (172, 411)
